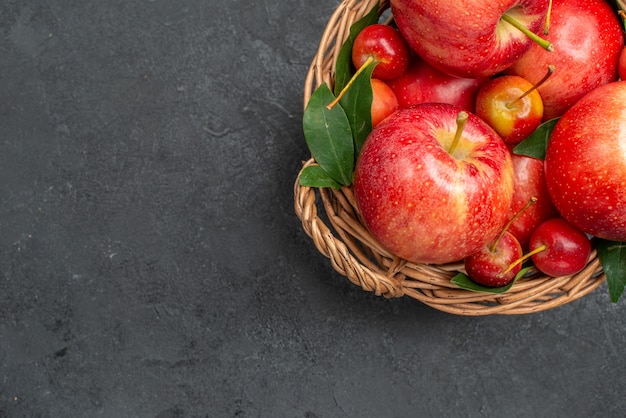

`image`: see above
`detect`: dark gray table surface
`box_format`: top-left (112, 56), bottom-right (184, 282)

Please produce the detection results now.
top-left (2, 1), bottom-right (625, 417)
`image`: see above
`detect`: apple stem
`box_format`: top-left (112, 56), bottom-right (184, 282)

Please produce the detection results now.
top-left (501, 13), bottom-right (553, 52)
top-left (502, 244), bottom-right (547, 275)
top-left (490, 197), bottom-right (537, 253)
top-left (447, 111), bottom-right (468, 155)
top-left (543, 0), bottom-right (553, 35)
top-left (327, 55), bottom-right (376, 110)
top-left (506, 64), bottom-right (555, 109)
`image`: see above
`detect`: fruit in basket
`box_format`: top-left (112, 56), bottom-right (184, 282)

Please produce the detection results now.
top-left (296, 1), bottom-right (626, 310)
top-left (353, 103), bottom-right (514, 264)
top-left (370, 78), bottom-right (399, 127)
top-left (351, 23), bottom-right (410, 81)
top-left (505, 0), bottom-right (624, 120)
top-left (475, 71), bottom-right (549, 145)
top-left (387, 56), bottom-right (486, 112)
top-left (528, 218), bottom-right (591, 277)
top-left (464, 231), bottom-right (523, 287)
top-left (390, 0), bottom-right (552, 79)
top-left (506, 153), bottom-right (557, 248)
top-left (544, 80), bottom-right (626, 242)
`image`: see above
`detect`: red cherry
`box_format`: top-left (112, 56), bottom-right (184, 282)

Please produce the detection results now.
top-left (528, 218), bottom-right (591, 277)
top-left (464, 231), bottom-right (523, 287)
top-left (351, 24), bottom-right (410, 81)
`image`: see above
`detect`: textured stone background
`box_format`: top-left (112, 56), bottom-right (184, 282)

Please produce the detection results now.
top-left (1, 1), bottom-right (625, 417)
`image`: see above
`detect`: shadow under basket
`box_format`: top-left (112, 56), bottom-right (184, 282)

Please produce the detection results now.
top-left (293, 0), bottom-right (606, 315)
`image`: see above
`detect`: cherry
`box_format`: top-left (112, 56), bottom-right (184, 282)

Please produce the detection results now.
top-left (464, 231), bottom-right (523, 287)
top-left (475, 67), bottom-right (553, 145)
top-left (351, 24), bottom-right (410, 81)
top-left (463, 197), bottom-right (535, 287)
top-left (370, 78), bottom-right (399, 127)
top-left (528, 218), bottom-right (592, 277)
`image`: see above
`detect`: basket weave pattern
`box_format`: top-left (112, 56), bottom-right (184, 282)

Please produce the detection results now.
top-left (294, 0), bottom-right (606, 315)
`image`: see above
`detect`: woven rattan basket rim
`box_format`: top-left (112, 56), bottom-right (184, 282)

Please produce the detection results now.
top-left (294, 0), bottom-right (606, 315)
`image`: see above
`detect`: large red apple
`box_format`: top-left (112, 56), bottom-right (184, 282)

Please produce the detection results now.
top-left (545, 81), bottom-right (626, 242)
top-left (505, 0), bottom-right (624, 120)
top-left (353, 103), bottom-right (514, 264)
top-left (389, 0), bottom-right (551, 79)
top-left (387, 55), bottom-right (486, 113)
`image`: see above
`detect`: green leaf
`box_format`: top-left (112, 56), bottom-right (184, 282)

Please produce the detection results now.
top-left (513, 118), bottom-right (560, 160)
top-left (299, 165), bottom-right (342, 189)
top-left (451, 267), bottom-right (531, 294)
top-left (596, 239), bottom-right (626, 303)
top-left (334, 3), bottom-right (380, 96)
top-left (339, 61), bottom-right (376, 154)
top-left (302, 83), bottom-right (355, 186)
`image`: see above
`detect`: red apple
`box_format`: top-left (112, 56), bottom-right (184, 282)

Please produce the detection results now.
top-left (545, 80), bottom-right (626, 242)
top-left (351, 24), bottom-right (411, 81)
top-left (507, 153), bottom-right (557, 249)
top-left (370, 78), bottom-right (399, 127)
top-left (389, 0), bottom-right (552, 78)
top-left (529, 218), bottom-right (591, 277)
top-left (475, 75), bottom-right (544, 145)
top-left (387, 55), bottom-right (486, 112)
top-left (353, 103), bottom-right (514, 264)
top-left (465, 231), bottom-right (523, 287)
top-left (505, 0), bottom-right (624, 120)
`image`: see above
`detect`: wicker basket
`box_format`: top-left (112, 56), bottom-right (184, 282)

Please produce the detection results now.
top-left (293, 0), bottom-right (606, 315)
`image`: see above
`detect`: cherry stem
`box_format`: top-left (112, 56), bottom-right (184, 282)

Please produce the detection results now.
top-left (501, 13), bottom-right (553, 52)
top-left (502, 244), bottom-right (547, 275)
top-left (447, 111), bottom-right (468, 155)
top-left (327, 55), bottom-right (376, 110)
top-left (506, 64), bottom-right (555, 109)
top-left (543, 0), bottom-right (553, 35)
top-left (490, 197), bottom-right (537, 253)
